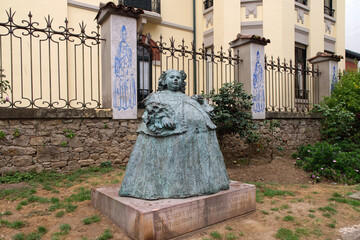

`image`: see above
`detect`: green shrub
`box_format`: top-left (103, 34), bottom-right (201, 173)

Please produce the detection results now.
top-left (205, 82), bottom-right (258, 142)
top-left (325, 70), bottom-right (360, 116)
top-left (314, 70), bottom-right (360, 143)
top-left (293, 142), bottom-right (360, 184)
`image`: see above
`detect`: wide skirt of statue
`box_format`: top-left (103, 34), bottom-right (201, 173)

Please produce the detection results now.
top-left (119, 91), bottom-right (229, 200)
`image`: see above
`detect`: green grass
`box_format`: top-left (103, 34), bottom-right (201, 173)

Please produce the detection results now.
top-left (299, 185), bottom-right (309, 188)
top-left (283, 215), bottom-right (294, 221)
top-left (275, 228), bottom-right (299, 240)
top-left (225, 232), bottom-right (237, 240)
top-left (279, 204), bottom-right (289, 210)
top-left (210, 231), bottom-right (222, 239)
top-left (332, 192), bottom-right (342, 198)
top-left (60, 223), bottom-right (71, 231)
top-left (0, 166), bottom-right (113, 185)
top-left (52, 223), bottom-right (71, 239)
top-left (97, 229), bottom-right (113, 240)
top-left (82, 215), bottom-right (101, 225)
top-left (318, 205), bottom-right (337, 214)
top-left (271, 207), bottom-right (279, 211)
top-left (327, 223), bottom-right (336, 228)
top-left (256, 189), bottom-right (264, 203)
top-left (0, 210), bottom-right (12, 216)
top-left (0, 219), bottom-right (26, 229)
top-left (309, 209), bottom-right (316, 213)
top-left (322, 213), bottom-right (331, 218)
top-left (328, 197), bottom-right (360, 207)
top-left (38, 226), bottom-right (47, 235)
top-left (14, 227), bottom-right (48, 240)
top-left (65, 187), bottom-right (91, 202)
top-left (308, 214), bottom-right (315, 218)
top-left (263, 189), bottom-right (295, 197)
top-left (55, 210), bottom-right (65, 218)
top-left (225, 226), bottom-right (232, 230)
top-left (261, 210), bottom-right (270, 215)
top-left (294, 228), bottom-right (310, 237)
top-left (0, 187), bottom-right (36, 200)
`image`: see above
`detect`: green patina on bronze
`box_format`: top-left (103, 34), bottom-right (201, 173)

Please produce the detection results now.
top-left (119, 69), bottom-right (229, 200)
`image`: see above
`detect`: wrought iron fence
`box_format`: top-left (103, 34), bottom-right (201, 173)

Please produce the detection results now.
top-left (137, 34), bottom-right (241, 106)
top-left (0, 9), bottom-right (104, 109)
top-left (264, 55), bottom-right (320, 112)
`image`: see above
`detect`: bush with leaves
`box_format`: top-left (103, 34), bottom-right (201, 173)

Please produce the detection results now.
top-left (315, 70), bottom-right (360, 143)
top-left (205, 82), bottom-right (258, 143)
top-left (292, 142), bottom-right (360, 184)
top-left (294, 70), bottom-right (360, 183)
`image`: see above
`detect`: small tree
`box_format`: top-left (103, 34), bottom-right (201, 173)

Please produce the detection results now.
top-left (206, 82), bottom-right (259, 162)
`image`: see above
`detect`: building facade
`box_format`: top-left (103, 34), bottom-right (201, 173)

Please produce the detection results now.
top-left (0, 0), bottom-right (345, 110)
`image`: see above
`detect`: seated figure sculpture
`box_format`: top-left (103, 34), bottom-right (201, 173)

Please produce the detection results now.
top-left (119, 69), bottom-right (229, 200)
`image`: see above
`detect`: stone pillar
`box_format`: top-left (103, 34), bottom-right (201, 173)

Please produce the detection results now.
top-left (96, 3), bottom-right (143, 119)
top-left (308, 52), bottom-right (343, 99)
top-left (230, 34), bottom-right (270, 119)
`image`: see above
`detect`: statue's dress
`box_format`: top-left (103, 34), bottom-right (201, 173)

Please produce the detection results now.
top-left (119, 90), bottom-right (229, 200)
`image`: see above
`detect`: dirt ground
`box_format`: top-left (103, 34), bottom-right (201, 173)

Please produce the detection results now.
top-left (0, 155), bottom-right (359, 240)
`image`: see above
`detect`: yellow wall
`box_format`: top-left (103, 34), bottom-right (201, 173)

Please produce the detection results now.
top-left (335, 0), bottom-right (345, 70)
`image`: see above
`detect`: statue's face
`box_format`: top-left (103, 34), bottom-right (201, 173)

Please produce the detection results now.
top-left (166, 71), bottom-right (182, 91)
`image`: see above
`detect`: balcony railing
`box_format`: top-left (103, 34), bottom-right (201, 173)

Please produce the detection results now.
top-left (119, 0), bottom-right (160, 14)
top-left (204, 0), bottom-right (213, 10)
top-left (295, 0), bottom-right (308, 5)
top-left (324, 6), bottom-right (335, 17)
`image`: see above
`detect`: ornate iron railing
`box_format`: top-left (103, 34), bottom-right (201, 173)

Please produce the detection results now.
top-left (264, 55), bottom-right (320, 112)
top-left (137, 34), bottom-right (241, 106)
top-left (324, 6), bottom-right (335, 17)
top-left (0, 9), bottom-right (104, 109)
top-left (119, 0), bottom-right (161, 13)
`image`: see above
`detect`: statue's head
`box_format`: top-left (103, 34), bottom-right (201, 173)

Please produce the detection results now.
top-left (157, 69), bottom-right (187, 93)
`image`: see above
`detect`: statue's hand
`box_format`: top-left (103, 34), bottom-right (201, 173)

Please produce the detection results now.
top-left (162, 117), bottom-right (176, 129)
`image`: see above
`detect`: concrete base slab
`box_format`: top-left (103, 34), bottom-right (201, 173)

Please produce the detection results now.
top-left (91, 181), bottom-right (256, 240)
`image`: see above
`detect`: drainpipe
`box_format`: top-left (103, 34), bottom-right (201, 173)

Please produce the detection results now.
top-left (193, 0), bottom-right (197, 94)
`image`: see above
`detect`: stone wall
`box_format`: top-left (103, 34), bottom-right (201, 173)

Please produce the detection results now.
top-left (220, 113), bottom-right (322, 162)
top-left (0, 109), bottom-right (142, 173)
top-left (0, 110), bottom-right (322, 173)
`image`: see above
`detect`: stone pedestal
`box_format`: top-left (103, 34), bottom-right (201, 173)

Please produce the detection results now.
top-left (91, 181), bottom-right (256, 240)
top-left (308, 52), bottom-right (343, 99)
top-left (230, 34), bottom-right (270, 119)
top-left (96, 3), bottom-right (144, 119)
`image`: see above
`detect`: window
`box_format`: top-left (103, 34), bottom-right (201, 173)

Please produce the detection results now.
top-left (295, 46), bottom-right (307, 100)
top-left (119, 0), bottom-right (161, 14)
top-left (295, 0), bottom-right (307, 5)
top-left (204, 0), bottom-right (213, 10)
top-left (324, 0), bottom-right (335, 17)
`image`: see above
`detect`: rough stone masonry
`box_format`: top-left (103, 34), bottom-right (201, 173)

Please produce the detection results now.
top-left (0, 110), bottom-right (321, 173)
